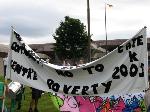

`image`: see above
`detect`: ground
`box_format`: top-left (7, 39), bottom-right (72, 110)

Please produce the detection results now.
top-left (0, 75), bottom-right (59, 112)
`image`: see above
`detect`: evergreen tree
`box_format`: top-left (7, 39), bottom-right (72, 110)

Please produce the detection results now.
top-left (53, 16), bottom-right (89, 63)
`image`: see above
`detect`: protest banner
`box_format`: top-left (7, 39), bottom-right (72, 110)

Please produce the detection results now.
top-left (6, 27), bottom-right (148, 96)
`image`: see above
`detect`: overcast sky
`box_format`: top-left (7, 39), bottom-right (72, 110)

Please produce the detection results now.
top-left (0, 0), bottom-right (150, 44)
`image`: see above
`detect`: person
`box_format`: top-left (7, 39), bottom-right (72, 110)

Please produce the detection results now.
top-left (145, 89), bottom-right (150, 112)
top-left (28, 88), bottom-right (43, 112)
top-left (15, 84), bottom-right (25, 110)
top-left (144, 75), bottom-right (150, 112)
top-left (0, 81), bottom-right (9, 112)
top-left (63, 59), bottom-right (70, 66)
top-left (144, 75), bottom-right (150, 111)
top-left (76, 59), bottom-right (85, 68)
top-left (3, 57), bottom-right (7, 78)
top-left (79, 59), bottom-right (84, 65)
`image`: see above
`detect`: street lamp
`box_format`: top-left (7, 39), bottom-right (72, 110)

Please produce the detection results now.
top-left (105, 3), bottom-right (113, 54)
top-left (87, 0), bottom-right (91, 62)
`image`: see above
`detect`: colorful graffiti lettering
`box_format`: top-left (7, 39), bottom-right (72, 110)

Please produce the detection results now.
top-left (75, 96), bottom-right (103, 112)
top-left (49, 92), bottom-right (146, 112)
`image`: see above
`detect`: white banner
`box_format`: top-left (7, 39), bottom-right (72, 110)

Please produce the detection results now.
top-left (6, 27), bottom-right (148, 96)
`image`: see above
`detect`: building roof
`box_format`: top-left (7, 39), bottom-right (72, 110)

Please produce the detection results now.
top-left (91, 43), bottom-right (106, 52)
top-left (93, 39), bottom-right (127, 46)
top-left (94, 38), bottom-right (150, 46)
top-left (0, 44), bottom-right (8, 53)
top-left (29, 43), bottom-right (54, 52)
top-left (1, 38), bottom-right (150, 54)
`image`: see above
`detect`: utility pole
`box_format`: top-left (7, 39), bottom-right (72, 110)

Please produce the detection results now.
top-left (105, 3), bottom-right (113, 54)
top-left (105, 3), bottom-right (108, 54)
top-left (87, 0), bottom-right (91, 62)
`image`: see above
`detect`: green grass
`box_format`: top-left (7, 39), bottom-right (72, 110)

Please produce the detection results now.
top-left (0, 75), bottom-right (59, 112)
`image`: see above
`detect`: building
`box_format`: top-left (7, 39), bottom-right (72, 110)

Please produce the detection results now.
top-left (0, 44), bottom-right (8, 75)
top-left (0, 38), bottom-right (150, 74)
top-left (94, 39), bottom-right (150, 62)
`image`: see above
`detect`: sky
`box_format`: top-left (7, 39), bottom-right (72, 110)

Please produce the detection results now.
top-left (0, 0), bottom-right (150, 44)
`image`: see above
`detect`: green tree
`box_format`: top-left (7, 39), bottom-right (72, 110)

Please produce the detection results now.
top-left (53, 16), bottom-right (89, 63)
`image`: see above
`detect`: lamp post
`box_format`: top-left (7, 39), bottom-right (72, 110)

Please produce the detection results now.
top-left (105, 3), bottom-right (113, 54)
top-left (87, 0), bottom-right (91, 62)
top-left (105, 3), bottom-right (107, 54)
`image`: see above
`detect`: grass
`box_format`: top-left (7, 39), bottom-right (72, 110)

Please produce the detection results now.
top-left (0, 75), bottom-right (59, 112)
